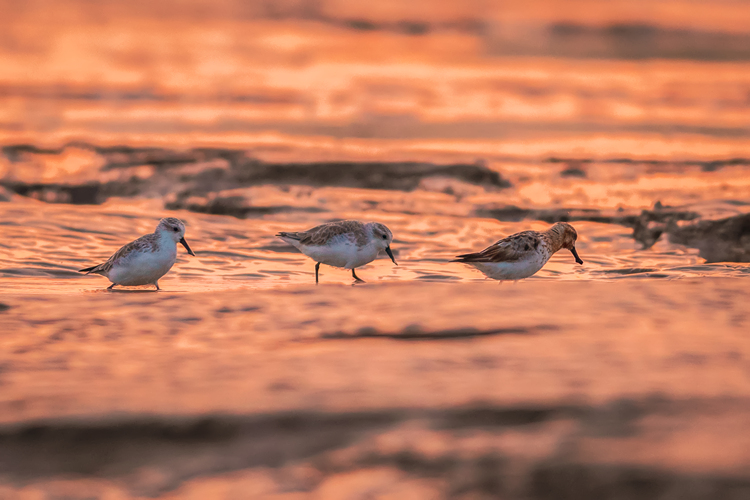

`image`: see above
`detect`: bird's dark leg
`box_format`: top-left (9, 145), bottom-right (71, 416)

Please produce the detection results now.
top-left (154, 281), bottom-right (160, 291)
top-left (107, 283), bottom-right (116, 290)
top-left (315, 262), bottom-right (320, 283)
top-left (352, 269), bottom-right (365, 282)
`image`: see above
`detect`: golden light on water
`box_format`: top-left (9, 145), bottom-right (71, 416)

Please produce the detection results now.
top-left (1, 0), bottom-right (750, 498)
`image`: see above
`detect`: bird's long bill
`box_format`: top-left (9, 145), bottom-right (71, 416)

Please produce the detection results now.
top-left (570, 246), bottom-right (583, 265)
top-left (180, 237), bottom-right (196, 256)
top-left (385, 246), bottom-right (397, 265)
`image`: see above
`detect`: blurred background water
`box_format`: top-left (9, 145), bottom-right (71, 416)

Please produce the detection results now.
top-left (1, 1), bottom-right (750, 499)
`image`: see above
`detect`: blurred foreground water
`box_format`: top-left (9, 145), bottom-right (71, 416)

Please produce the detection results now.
top-left (2, 0), bottom-right (750, 498)
top-left (1, 281), bottom-right (750, 498)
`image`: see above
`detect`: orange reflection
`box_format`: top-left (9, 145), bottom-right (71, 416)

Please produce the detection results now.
top-left (2, 1), bottom-right (750, 498)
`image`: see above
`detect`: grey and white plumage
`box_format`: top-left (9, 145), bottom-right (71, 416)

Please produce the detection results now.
top-left (79, 217), bottom-right (195, 290)
top-left (277, 220), bottom-right (397, 282)
top-left (452, 222), bottom-right (583, 280)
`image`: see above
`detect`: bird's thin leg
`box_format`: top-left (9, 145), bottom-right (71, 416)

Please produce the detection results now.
top-left (107, 283), bottom-right (116, 290)
top-left (315, 262), bottom-right (320, 283)
top-left (154, 281), bottom-right (160, 291)
top-left (352, 269), bottom-right (365, 282)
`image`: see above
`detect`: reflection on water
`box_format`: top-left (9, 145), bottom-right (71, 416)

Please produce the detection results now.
top-left (1, 279), bottom-right (750, 498)
top-left (2, 143), bottom-right (750, 289)
top-left (1, 193), bottom-right (747, 293)
top-left (2, 0), bottom-right (750, 498)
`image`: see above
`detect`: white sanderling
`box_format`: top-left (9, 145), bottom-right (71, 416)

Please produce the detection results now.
top-left (79, 217), bottom-right (195, 290)
top-left (452, 222), bottom-right (583, 280)
top-left (277, 220), bottom-right (397, 282)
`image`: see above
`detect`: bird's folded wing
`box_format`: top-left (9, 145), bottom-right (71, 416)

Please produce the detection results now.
top-left (83, 233), bottom-right (157, 273)
top-left (453, 231), bottom-right (541, 262)
top-left (297, 221), bottom-right (366, 246)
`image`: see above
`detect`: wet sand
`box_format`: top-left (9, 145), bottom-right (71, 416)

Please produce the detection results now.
top-left (1, 279), bottom-right (749, 498)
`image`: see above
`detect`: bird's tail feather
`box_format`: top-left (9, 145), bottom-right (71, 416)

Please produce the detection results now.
top-left (276, 231), bottom-right (301, 241)
top-left (79, 265), bottom-right (101, 274)
top-left (450, 253), bottom-right (482, 263)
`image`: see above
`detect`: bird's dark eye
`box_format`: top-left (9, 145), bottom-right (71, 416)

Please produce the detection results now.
top-left (382, 234), bottom-right (387, 239)
top-left (173, 227), bottom-right (179, 232)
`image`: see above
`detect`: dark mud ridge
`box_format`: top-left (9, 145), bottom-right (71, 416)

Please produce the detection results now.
top-left (0, 144), bottom-right (510, 207)
top-left (545, 156), bottom-right (750, 173)
top-left (668, 213), bottom-right (750, 263)
top-left (489, 23), bottom-right (750, 61)
top-left (1, 398), bottom-right (748, 499)
top-left (321, 324), bottom-right (557, 340)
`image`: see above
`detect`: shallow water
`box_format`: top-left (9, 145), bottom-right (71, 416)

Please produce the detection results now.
top-left (1, 281), bottom-right (750, 499)
top-left (2, 1), bottom-right (750, 498)
top-left (0, 190), bottom-right (749, 293)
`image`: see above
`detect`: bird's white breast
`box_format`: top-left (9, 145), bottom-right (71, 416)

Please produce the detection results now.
top-left (471, 246), bottom-right (551, 280)
top-left (109, 243), bottom-right (177, 286)
top-left (300, 237), bottom-right (379, 269)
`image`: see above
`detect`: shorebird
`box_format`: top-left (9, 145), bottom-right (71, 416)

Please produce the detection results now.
top-left (79, 217), bottom-right (195, 290)
top-left (277, 220), bottom-right (397, 283)
top-left (452, 222), bottom-right (583, 280)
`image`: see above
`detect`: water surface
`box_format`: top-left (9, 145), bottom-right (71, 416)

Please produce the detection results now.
top-left (1, 1), bottom-right (750, 498)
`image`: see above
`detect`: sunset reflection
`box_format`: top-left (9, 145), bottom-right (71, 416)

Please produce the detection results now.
top-left (1, 0), bottom-right (750, 498)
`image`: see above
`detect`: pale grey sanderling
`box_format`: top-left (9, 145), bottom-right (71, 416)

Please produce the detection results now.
top-left (277, 220), bottom-right (397, 283)
top-left (451, 222), bottom-right (583, 280)
top-left (79, 217), bottom-right (196, 290)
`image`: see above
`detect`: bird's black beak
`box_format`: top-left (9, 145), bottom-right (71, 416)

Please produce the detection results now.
top-left (570, 246), bottom-right (583, 265)
top-left (180, 237), bottom-right (196, 256)
top-left (385, 246), bottom-right (397, 265)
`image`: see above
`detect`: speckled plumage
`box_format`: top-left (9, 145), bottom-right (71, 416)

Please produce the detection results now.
top-left (81, 233), bottom-right (162, 276)
top-left (452, 222), bottom-right (583, 280)
top-left (279, 220), bottom-right (373, 247)
top-left (79, 217), bottom-right (195, 290)
top-left (277, 220), bottom-right (396, 282)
